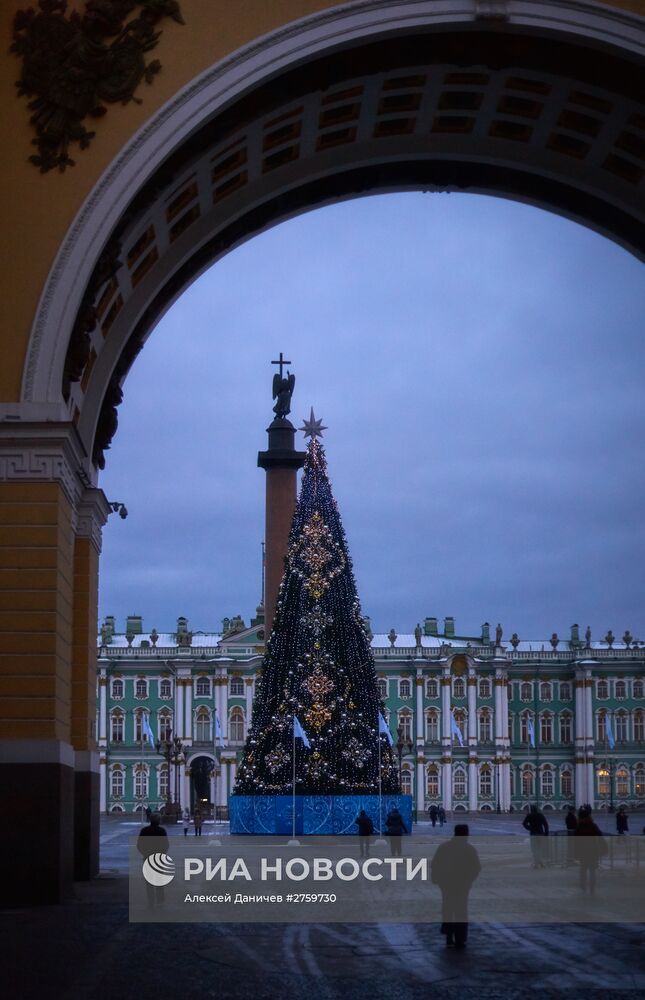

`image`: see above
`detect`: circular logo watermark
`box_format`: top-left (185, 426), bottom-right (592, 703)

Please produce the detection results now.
top-left (142, 853), bottom-right (175, 887)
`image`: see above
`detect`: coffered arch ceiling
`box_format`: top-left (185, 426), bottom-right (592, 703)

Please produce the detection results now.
top-left (22, 4), bottom-right (645, 477)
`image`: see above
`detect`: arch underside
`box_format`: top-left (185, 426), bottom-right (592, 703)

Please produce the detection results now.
top-left (48, 26), bottom-right (644, 472)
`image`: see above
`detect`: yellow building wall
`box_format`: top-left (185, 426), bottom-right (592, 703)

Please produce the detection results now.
top-left (0, 0), bottom-right (643, 401)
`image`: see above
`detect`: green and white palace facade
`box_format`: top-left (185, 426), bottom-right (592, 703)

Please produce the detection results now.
top-left (97, 614), bottom-right (645, 818)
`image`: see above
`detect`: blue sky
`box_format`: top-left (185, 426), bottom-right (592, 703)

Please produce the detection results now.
top-left (98, 192), bottom-right (645, 641)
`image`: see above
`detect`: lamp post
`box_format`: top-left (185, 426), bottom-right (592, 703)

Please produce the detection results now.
top-left (155, 732), bottom-right (184, 816)
top-left (496, 756), bottom-right (501, 814)
top-left (395, 725), bottom-right (413, 787)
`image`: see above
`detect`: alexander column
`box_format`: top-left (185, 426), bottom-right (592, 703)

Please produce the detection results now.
top-left (257, 354), bottom-right (306, 631)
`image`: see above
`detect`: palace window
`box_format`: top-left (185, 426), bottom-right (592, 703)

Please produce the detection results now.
top-left (597, 711), bottom-right (607, 742)
top-left (522, 767), bottom-right (534, 797)
top-left (426, 678), bottom-right (438, 699)
top-left (540, 682), bottom-right (552, 702)
top-left (159, 710), bottom-right (172, 741)
top-left (230, 677), bottom-right (244, 697)
top-left (110, 765), bottom-right (124, 798)
top-left (559, 682), bottom-right (571, 701)
top-left (110, 710), bottom-right (124, 743)
top-left (453, 766), bottom-right (467, 797)
top-left (615, 680), bottom-right (627, 700)
top-left (560, 712), bottom-right (573, 745)
top-left (135, 678), bottom-right (148, 699)
top-left (195, 707), bottom-right (211, 742)
top-left (479, 764), bottom-right (492, 797)
top-left (111, 678), bottom-right (124, 700)
top-left (426, 710), bottom-right (439, 743)
top-left (401, 768), bottom-right (413, 796)
top-left (635, 765), bottom-right (645, 797)
top-left (426, 765), bottom-right (439, 797)
top-left (597, 679), bottom-right (608, 699)
top-left (230, 707), bottom-right (245, 742)
top-left (453, 678), bottom-right (465, 699)
top-left (520, 682), bottom-right (532, 702)
top-left (561, 768), bottom-right (573, 797)
top-left (541, 766), bottom-right (554, 797)
top-left (540, 713), bottom-right (553, 745)
top-left (158, 764), bottom-right (169, 800)
top-left (134, 710), bottom-right (149, 743)
top-left (479, 678), bottom-right (491, 699)
top-left (598, 767), bottom-right (610, 797)
top-left (399, 679), bottom-right (411, 699)
top-left (634, 710), bottom-right (645, 742)
top-left (398, 710), bottom-right (413, 742)
top-left (378, 678), bottom-right (388, 699)
top-left (616, 766), bottom-right (629, 797)
top-left (615, 711), bottom-right (628, 743)
top-left (634, 679), bottom-right (644, 699)
top-left (479, 710), bottom-right (492, 743)
top-left (159, 678), bottom-right (172, 699)
top-left (520, 712), bottom-right (534, 745)
top-left (195, 676), bottom-right (211, 697)
top-left (134, 765), bottom-right (148, 799)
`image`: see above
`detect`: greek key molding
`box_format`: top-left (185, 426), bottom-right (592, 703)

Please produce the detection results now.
top-left (0, 424), bottom-right (89, 507)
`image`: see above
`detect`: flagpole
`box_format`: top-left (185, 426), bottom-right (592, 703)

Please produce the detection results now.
top-left (378, 730), bottom-right (382, 835)
top-left (292, 717), bottom-right (296, 840)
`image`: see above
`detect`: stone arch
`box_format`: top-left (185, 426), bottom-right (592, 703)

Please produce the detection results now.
top-left (15, 0), bottom-right (645, 476)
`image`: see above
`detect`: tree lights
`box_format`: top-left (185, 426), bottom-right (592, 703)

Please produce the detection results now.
top-left (234, 436), bottom-right (399, 796)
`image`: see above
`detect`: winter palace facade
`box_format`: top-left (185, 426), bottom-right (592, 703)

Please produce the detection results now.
top-left (97, 614), bottom-right (645, 818)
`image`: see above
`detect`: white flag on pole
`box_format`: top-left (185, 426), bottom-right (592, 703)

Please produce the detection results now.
top-left (142, 715), bottom-right (155, 744)
top-left (215, 714), bottom-right (223, 744)
top-left (293, 716), bottom-right (311, 748)
top-left (450, 710), bottom-right (464, 747)
top-left (379, 713), bottom-right (393, 746)
top-left (606, 715), bottom-right (615, 750)
top-left (527, 716), bottom-right (536, 748)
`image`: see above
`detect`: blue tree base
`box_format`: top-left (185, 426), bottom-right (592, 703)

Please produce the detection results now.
top-left (230, 794), bottom-right (413, 835)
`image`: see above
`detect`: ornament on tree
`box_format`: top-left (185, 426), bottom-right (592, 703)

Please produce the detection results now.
top-left (234, 420), bottom-right (399, 796)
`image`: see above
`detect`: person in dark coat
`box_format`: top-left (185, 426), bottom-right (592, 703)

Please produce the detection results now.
top-left (137, 812), bottom-right (170, 906)
top-left (428, 804), bottom-right (438, 828)
top-left (437, 806), bottom-right (446, 827)
top-left (431, 823), bottom-right (481, 950)
top-left (616, 806), bottom-right (629, 835)
top-left (355, 809), bottom-right (375, 857)
top-left (575, 807), bottom-right (607, 895)
top-left (385, 807), bottom-right (408, 856)
top-left (522, 804), bottom-right (549, 868)
top-left (565, 805), bottom-right (578, 865)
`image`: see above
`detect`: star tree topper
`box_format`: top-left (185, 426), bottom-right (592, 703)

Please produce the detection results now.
top-left (300, 407), bottom-right (327, 441)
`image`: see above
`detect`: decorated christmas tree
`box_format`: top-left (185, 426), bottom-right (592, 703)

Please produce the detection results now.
top-left (234, 414), bottom-right (399, 797)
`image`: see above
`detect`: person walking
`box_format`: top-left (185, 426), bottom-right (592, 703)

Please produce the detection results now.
top-left (193, 807), bottom-right (203, 837)
top-left (355, 808), bottom-right (375, 857)
top-left (438, 806), bottom-right (446, 827)
top-left (565, 805), bottom-right (578, 865)
top-left (522, 804), bottom-right (549, 868)
top-left (431, 824), bottom-right (481, 950)
top-left (137, 812), bottom-right (169, 907)
top-left (385, 807), bottom-right (408, 856)
top-left (575, 806), bottom-right (607, 895)
top-left (428, 804), bottom-right (438, 828)
top-left (616, 806), bottom-right (629, 835)
top-left (182, 807), bottom-right (191, 837)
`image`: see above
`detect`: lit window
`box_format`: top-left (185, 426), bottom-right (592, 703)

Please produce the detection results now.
top-left (453, 678), bottom-right (465, 699)
top-left (110, 710), bottom-right (124, 743)
top-left (479, 764), bottom-right (492, 796)
top-left (230, 677), bottom-right (244, 697)
top-left (426, 710), bottom-right (439, 742)
top-left (635, 765), bottom-right (645, 797)
top-left (522, 767), bottom-right (534, 797)
top-left (426, 678), bottom-right (438, 699)
top-left (230, 707), bottom-right (245, 741)
top-left (111, 678), bottom-right (124, 699)
top-left (195, 676), bottom-right (211, 697)
top-left (616, 766), bottom-right (629, 797)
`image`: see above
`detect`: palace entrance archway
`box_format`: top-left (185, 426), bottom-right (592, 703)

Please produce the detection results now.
top-left (1, 0), bottom-right (643, 903)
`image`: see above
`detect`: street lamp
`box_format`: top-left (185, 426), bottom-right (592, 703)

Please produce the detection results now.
top-left (155, 732), bottom-right (185, 816)
top-left (395, 725), bottom-right (413, 786)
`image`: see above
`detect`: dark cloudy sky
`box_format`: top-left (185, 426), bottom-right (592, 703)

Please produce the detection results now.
top-left (98, 192), bottom-right (645, 642)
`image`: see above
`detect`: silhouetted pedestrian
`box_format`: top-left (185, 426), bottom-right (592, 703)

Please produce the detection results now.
top-left (386, 807), bottom-right (408, 856)
top-left (438, 806), bottom-right (446, 827)
top-left (431, 823), bottom-right (481, 950)
top-left (616, 806), bottom-right (629, 835)
top-left (565, 805), bottom-right (578, 865)
top-left (428, 805), bottom-right (438, 828)
top-left (355, 809), bottom-right (374, 857)
top-left (522, 804), bottom-right (549, 868)
top-left (575, 807), bottom-right (606, 895)
top-left (194, 808), bottom-right (203, 837)
top-left (182, 807), bottom-right (191, 837)
top-left (137, 812), bottom-right (169, 906)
